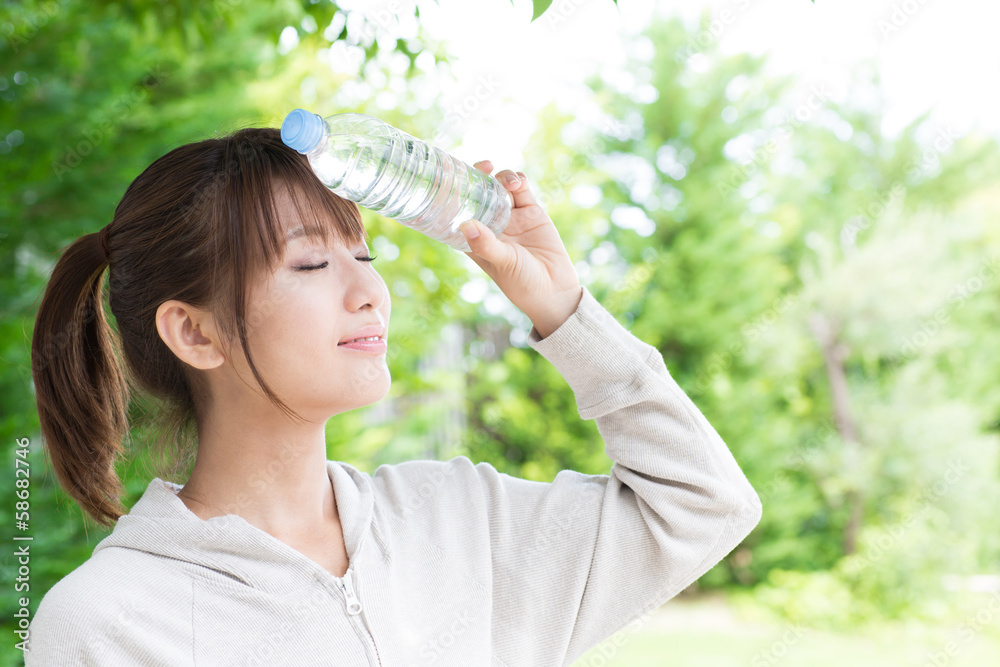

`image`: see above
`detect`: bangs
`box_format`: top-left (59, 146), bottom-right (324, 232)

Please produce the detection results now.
top-left (222, 128), bottom-right (368, 283)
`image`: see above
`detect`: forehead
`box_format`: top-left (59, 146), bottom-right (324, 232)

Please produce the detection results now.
top-left (271, 178), bottom-right (365, 249)
top-left (273, 185), bottom-right (327, 244)
top-left (285, 225), bottom-right (322, 242)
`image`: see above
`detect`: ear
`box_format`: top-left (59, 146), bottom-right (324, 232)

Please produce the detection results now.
top-left (155, 300), bottom-right (227, 370)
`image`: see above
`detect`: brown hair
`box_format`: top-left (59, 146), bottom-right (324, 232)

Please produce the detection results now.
top-left (30, 127), bottom-right (367, 528)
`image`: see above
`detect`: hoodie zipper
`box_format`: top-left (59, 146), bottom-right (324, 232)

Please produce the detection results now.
top-left (335, 568), bottom-right (383, 666)
top-left (340, 569), bottom-right (363, 615)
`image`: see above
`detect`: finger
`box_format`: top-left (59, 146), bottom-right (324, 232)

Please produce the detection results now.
top-left (473, 160), bottom-right (493, 174)
top-left (459, 219), bottom-right (516, 270)
top-left (495, 169), bottom-right (539, 210)
top-left (462, 250), bottom-right (492, 276)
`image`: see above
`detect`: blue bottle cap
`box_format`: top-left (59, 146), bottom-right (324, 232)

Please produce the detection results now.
top-left (281, 109), bottom-right (325, 154)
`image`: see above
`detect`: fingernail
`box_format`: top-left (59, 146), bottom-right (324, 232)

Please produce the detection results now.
top-left (505, 173), bottom-right (520, 186)
top-left (461, 222), bottom-right (480, 240)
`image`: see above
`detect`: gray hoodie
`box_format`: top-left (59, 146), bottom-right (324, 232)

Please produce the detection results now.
top-left (26, 286), bottom-right (762, 666)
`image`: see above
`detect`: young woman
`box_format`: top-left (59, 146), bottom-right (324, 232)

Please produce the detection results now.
top-left (27, 127), bottom-right (762, 665)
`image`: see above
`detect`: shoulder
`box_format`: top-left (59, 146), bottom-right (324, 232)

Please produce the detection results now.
top-left (368, 454), bottom-right (550, 496)
top-left (368, 455), bottom-right (605, 517)
top-left (39, 547), bottom-right (183, 610)
top-left (369, 455), bottom-right (481, 511)
top-left (367, 455), bottom-right (556, 526)
top-left (33, 547), bottom-right (141, 619)
top-left (27, 549), bottom-right (132, 661)
top-left (28, 547), bottom-right (193, 662)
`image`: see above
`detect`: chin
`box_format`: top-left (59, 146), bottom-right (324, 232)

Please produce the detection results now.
top-left (353, 367), bottom-right (392, 405)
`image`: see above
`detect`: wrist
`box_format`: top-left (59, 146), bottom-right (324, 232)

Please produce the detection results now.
top-left (529, 285), bottom-right (583, 339)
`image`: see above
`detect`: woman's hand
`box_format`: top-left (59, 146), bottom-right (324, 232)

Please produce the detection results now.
top-left (460, 160), bottom-right (582, 339)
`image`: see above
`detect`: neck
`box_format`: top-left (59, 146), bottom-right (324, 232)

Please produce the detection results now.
top-left (176, 414), bottom-right (338, 542)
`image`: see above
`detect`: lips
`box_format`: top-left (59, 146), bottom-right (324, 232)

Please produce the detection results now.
top-left (338, 324), bottom-right (386, 345)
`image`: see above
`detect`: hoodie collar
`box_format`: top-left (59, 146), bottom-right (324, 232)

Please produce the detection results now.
top-left (91, 460), bottom-right (374, 594)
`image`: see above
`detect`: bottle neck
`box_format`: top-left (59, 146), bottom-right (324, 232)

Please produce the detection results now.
top-left (303, 124), bottom-right (329, 158)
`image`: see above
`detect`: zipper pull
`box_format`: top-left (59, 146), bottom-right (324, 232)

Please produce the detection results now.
top-left (341, 569), bottom-right (363, 616)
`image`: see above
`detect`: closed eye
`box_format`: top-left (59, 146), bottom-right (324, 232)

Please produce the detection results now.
top-left (294, 256), bottom-right (376, 271)
top-left (294, 262), bottom-right (328, 271)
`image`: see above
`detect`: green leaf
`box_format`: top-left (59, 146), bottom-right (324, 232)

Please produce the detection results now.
top-left (531, 0), bottom-right (554, 22)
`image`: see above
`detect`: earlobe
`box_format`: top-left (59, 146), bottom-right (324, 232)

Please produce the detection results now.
top-left (155, 300), bottom-right (226, 370)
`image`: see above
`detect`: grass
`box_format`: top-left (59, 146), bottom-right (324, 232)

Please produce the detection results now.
top-left (574, 593), bottom-right (1000, 666)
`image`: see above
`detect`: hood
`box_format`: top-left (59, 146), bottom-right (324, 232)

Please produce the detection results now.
top-left (91, 460), bottom-right (374, 595)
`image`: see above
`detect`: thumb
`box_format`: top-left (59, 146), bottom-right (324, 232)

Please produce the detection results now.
top-left (460, 220), bottom-right (515, 268)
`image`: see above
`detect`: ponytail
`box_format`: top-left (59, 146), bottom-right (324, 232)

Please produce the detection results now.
top-left (30, 228), bottom-right (130, 528)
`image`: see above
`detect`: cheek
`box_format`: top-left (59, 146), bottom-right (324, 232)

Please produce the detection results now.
top-left (381, 279), bottom-right (391, 311)
top-left (374, 272), bottom-right (391, 307)
top-left (284, 291), bottom-right (331, 333)
top-left (257, 283), bottom-right (329, 341)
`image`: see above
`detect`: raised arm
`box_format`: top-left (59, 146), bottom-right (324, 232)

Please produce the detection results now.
top-left (453, 164), bottom-right (761, 664)
top-left (514, 284), bottom-right (762, 664)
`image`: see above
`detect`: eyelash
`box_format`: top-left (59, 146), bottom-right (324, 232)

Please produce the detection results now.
top-left (295, 256), bottom-right (376, 271)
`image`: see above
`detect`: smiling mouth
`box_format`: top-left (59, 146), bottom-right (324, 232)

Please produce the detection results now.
top-left (338, 336), bottom-right (383, 345)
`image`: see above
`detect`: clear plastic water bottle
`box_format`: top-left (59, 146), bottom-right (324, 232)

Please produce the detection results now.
top-left (280, 109), bottom-right (513, 252)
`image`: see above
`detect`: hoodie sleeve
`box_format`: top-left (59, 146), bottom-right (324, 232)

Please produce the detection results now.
top-left (480, 284), bottom-right (762, 666)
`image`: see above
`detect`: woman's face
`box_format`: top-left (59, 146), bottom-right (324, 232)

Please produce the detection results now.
top-left (233, 187), bottom-right (392, 421)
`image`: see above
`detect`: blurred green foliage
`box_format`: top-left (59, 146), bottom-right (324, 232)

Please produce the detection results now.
top-left (2, 2), bottom-right (1000, 666)
top-left (550, 10), bottom-right (1000, 632)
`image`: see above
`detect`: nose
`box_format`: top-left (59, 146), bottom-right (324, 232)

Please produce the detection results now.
top-left (344, 258), bottom-right (388, 314)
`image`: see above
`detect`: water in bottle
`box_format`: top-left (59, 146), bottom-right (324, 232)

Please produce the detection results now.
top-left (280, 109), bottom-right (513, 252)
